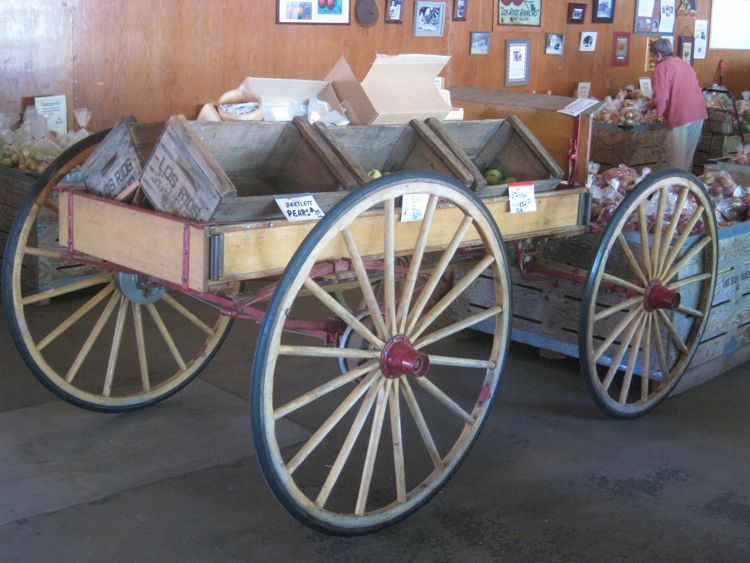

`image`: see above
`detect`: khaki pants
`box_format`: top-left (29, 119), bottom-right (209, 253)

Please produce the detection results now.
top-left (666, 119), bottom-right (704, 171)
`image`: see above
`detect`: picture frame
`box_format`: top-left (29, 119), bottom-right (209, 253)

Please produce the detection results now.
top-left (544, 33), bottom-right (564, 56)
top-left (453, 0), bottom-right (467, 21)
top-left (384, 0), bottom-right (403, 23)
top-left (579, 31), bottom-right (598, 52)
top-left (469, 32), bottom-right (490, 55)
top-left (414, 1), bottom-right (446, 36)
top-left (498, 0), bottom-right (542, 27)
top-left (592, 0), bottom-right (615, 24)
top-left (277, 0), bottom-right (351, 24)
top-left (611, 31), bottom-right (631, 66)
top-left (504, 38), bottom-right (531, 87)
top-left (677, 0), bottom-right (696, 16)
top-left (634, 0), bottom-right (676, 36)
top-left (644, 35), bottom-right (674, 71)
top-left (678, 35), bottom-right (695, 65)
top-left (567, 3), bottom-right (586, 24)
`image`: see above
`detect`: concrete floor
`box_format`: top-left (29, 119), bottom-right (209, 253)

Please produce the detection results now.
top-left (2, 307), bottom-right (750, 562)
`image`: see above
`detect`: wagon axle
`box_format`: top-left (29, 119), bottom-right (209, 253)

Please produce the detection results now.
top-left (380, 335), bottom-right (430, 379)
top-left (643, 279), bottom-right (680, 312)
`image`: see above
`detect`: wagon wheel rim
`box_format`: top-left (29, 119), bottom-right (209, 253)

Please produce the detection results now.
top-left (579, 169), bottom-right (718, 418)
top-left (2, 132), bottom-right (233, 412)
top-left (252, 172), bottom-right (512, 535)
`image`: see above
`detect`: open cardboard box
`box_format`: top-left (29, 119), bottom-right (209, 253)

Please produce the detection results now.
top-left (239, 76), bottom-right (345, 122)
top-left (327, 54), bottom-right (452, 125)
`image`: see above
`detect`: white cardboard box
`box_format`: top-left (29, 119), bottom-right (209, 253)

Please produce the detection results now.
top-left (238, 76), bottom-right (345, 122)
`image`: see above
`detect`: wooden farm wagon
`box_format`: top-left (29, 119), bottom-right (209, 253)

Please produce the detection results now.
top-left (1, 115), bottom-right (718, 535)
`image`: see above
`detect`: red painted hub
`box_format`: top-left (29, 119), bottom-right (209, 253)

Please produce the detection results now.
top-left (644, 279), bottom-right (680, 312)
top-left (380, 336), bottom-right (430, 379)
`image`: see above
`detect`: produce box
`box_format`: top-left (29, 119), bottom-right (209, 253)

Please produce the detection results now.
top-left (704, 157), bottom-right (750, 187)
top-left (705, 108), bottom-right (738, 135)
top-left (0, 166), bottom-right (35, 279)
top-left (590, 121), bottom-right (668, 169)
top-left (693, 131), bottom-right (741, 172)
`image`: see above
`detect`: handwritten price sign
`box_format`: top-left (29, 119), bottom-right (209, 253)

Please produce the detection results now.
top-left (275, 195), bottom-right (325, 222)
top-left (508, 182), bottom-right (537, 214)
top-left (401, 193), bottom-right (430, 222)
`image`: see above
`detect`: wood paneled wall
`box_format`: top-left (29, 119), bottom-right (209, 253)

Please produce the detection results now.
top-left (1, 0), bottom-right (748, 132)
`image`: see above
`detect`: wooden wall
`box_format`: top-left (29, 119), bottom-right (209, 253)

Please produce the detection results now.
top-left (1, 0), bottom-right (748, 132)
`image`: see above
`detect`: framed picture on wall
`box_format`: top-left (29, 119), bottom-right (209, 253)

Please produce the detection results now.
top-left (567, 3), bottom-right (586, 24)
top-left (544, 33), bottom-right (564, 55)
top-left (385, 0), bottom-right (403, 22)
top-left (579, 31), bottom-right (598, 52)
top-left (678, 35), bottom-right (695, 65)
top-left (277, 0), bottom-right (351, 24)
top-left (644, 36), bottom-right (673, 71)
top-left (470, 32), bottom-right (490, 55)
top-left (592, 0), bottom-right (615, 23)
top-left (453, 0), bottom-right (467, 21)
top-left (634, 0), bottom-right (676, 36)
top-left (498, 0), bottom-right (542, 27)
top-left (504, 38), bottom-right (531, 86)
top-left (611, 31), bottom-right (631, 66)
top-left (414, 1), bottom-right (446, 36)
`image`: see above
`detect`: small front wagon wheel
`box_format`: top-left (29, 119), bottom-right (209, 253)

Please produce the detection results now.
top-left (251, 172), bottom-right (512, 535)
top-left (579, 169), bottom-right (718, 418)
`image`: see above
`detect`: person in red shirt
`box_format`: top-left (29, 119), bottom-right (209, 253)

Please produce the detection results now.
top-left (649, 38), bottom-right (707, 170)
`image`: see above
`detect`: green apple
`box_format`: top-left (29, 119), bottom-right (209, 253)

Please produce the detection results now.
top-left (484, 168), bottom-right (503, 185)
top-left (368, 169), bottom-right (383, 180)
top-left (503, 176), bottom-right (517, 183)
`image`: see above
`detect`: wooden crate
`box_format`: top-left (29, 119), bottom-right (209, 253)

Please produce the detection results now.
top-left (693, 131), bottom-right (741, 172)
top-left (703, 158), bottom-right (750, 186)
top-left (590, 121), bottom-right (668, 170)
top-left (452, 221), bottom-right (750, 393)
top-left (705, 108), bottom-right (738, 135)
top-left (0, 166), bottom-right (35, 280)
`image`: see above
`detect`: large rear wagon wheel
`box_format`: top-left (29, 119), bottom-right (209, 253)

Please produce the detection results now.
top-left (251, 172), bottom-right (512, 535)
top-left (579, 169), bottom-right (718, 418)
top-left (2, 132), bottom-right (233, 412)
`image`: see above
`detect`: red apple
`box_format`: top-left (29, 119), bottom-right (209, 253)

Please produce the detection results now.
top-left (327, 0), bottom-right (335, 8)
top-left (319, 0), bottom-right (326, 7)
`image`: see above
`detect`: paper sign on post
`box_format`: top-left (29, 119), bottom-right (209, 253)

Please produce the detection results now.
top-left (508, 182), bottom-right (537, 214)
top-left (275, 195), bottom-right (325, 222)
top-left (401, 193), bottom-right (430, 222)
top-left (34, 95), bottom-right (67, 135)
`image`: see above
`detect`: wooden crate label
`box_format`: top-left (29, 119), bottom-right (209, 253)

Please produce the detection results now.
top-left (82, 117), bottom-right (142, 198)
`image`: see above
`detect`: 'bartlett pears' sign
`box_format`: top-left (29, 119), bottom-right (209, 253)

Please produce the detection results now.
top-left (497, 0), bottom-right (541, 26)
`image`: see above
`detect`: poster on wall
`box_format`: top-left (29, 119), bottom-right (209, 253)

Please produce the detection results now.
top-left (633, 0), bottom-right (676, 36)
top-left (694, 19), bottom-right (708, 59)
top-left (277, 0), bottom-right (351, 24)
top-left (497, 0), bottom-right (542, 27)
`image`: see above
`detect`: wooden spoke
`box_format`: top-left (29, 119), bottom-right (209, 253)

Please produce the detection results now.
top-left (650, 188), bottom-right (668, 276)
top-left (384, 198), bottom-right (397, 336)
top-left (593, 295), bottom-right (643, 323)
top-left (427, 354), bottom-right (495, 369)
top-left (315, 378), bottom-right (384, 508)
top-left (145, 303), bottom-right (187, 370)
top-left (656, 187), bottom-right (689, 271)
top-left (274, 361), bottom-right (379, 420)
top-left (287, 371), bottom-right (380, 474)
top-left (397, 194), bottom-right (439, 333)
top-left (652, 313), bottom-right (671, 379)
top-left (641, 314), bottom-right (652, 402)
top-left (618, 313), bottom-right (647, 404)
top-left (415, 305), bottom-right (503, 350)
top-left (356, 380), bottom-right (392, 515)
top-left (304, 277), bottom-right (385, 349)
top-left (410, 254), bottom-right (495, 341)
top-left (65, 292), bottom-right (121, 384)
top-left (23, 246), bottom-right (65, 259)
top-left (341, 227), bottom-right (388, 340)
top-left (37, 283), bottom-right (116, 351)
top-left (656, 309), bottom-right (690, 355)
top-left (405, 215), bottom-right (474, 335)
top-left (616, 234), bottom-right (648, 286)
top-left (663, 236), bottom-right (712, 284)
top-left (401, 377), bottom-right (442, 468)
top-left (278, 344), bottom-right (380, 360)
top-left (676, 304), bottom-right (705, 318)
top-left (132, 303), bottom-right (150, 392)
top-left (638, 201), bottom-right (652, 279)
top-left (602, 311), bottom-right (645, 392)
top-left (161, 293), bottom-right (216, 336)
top-left (593, 307), bottom-right (642, 362)
top-left (389, 379), bottom-right (406, 503)
top-left (414, 376), bottom-right (475, 425)
top-left (668, 272), bottom-right (713, 290)
top-left (657, 207), bottom-right (704, 279)
top-left (43, 199), bottom-right (59, 214)
top-left (21, 272), bottom-right (112, 306)
top-left (601, 272), bottom-right (645, 294)
top-left (103, 297), bottom-right (129, 397)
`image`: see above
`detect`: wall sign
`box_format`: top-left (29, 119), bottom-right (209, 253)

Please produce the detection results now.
top-left (498, 0), bottom-right (542, 27)
top-left (634, 0), bottom-right (676, 36)
top-left (504, 38), bottom-right (531, 86)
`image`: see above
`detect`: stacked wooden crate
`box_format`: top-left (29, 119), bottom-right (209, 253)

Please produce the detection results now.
top-left (693, 130), bottom-right (742, 174)
top-left (589, 121), bottom-right (668, 171)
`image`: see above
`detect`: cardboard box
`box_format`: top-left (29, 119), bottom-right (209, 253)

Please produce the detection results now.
top-left (238, 76), bottom-right (345, 122)
top-left (327, 54), bottom-right (452, 125)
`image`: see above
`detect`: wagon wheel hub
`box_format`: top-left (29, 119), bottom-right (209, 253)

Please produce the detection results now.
top-left (644, 279), bottom-right (680, 312)
top-left (116, 272), bottom-right (166, 305)
top-left (380, 335), bottom-right (430, 379)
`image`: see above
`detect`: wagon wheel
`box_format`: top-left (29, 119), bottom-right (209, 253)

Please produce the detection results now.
top-left (2, 132), bottom-right (233, 412)
top-left (579, 169), bottom-right (718, 418)
top-left (251, 172), bottom-right (512, 535)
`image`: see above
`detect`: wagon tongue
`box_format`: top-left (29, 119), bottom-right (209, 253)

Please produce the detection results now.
top-left (380, 335), bottom-right (430, 379)
top-left (644, 279), bottom-right (680, 312)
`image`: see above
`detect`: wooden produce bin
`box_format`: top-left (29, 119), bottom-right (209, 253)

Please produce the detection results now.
top-left (693, 132), bottom-right (743, 174)
top-left (703, 158), bottom-right (750, 186)
top-left (0, 166), bottom-right (35, 282)
top-left (705, 108), bottom-right (739, 135)
top-left (448, 87), bottom-right (599, 187)
top-left (589, 121), bottom-right (668, 170)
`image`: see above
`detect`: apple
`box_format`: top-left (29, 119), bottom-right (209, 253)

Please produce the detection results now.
top-left (327, 0), bottom-right (335, 8)
top-left (319, 0), bottom-right (326, 7)
top-left (484, 168), bottom-right (503, 185)
top-left (504, 176), bottom-right (517, 183)
top-left (368, 169), bottom-right (383, 180)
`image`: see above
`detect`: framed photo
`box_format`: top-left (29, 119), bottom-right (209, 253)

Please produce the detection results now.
top-left (385, 0), bottom-right (403, 22)
top-left (567, 3), bottom-right (586, 24)
top-left (453, 0), bottom-right (467, 21)
top-left (498, 0), bottom-right (542, 27)
top-left (414, 1), bottom-right (446, 36)
top-left (504, 39), bottom-right (531, 87)
top-left (579, 31), bottom-right (598, 52)
top-left (677, 0), bottom-right (696, 15)
top-left (611, 31), bottom-right (631, 66)
top-left (645, 36), bottom-right (673, 71)
top-left (634, 0), bottom-right (676, 36)
top-left (470, 32), bottom-right (490, 55)
top-left (592, 0), bottom-right (615, 24)
top-left (544, 33), bottom-right (564, 56)
top-left (678, 35), bottom-right (695, 65)
top-left (277, 0), bottom-right (351, 24)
